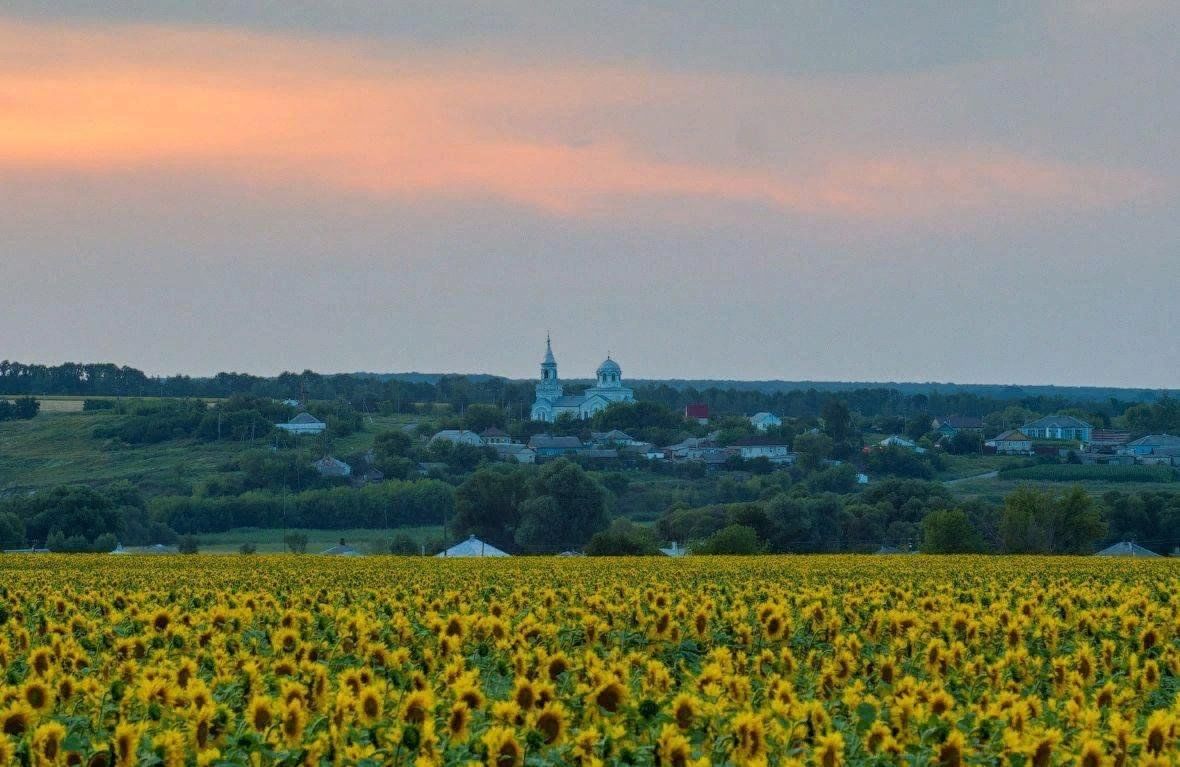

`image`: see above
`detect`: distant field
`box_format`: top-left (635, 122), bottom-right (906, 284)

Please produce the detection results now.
top-left (196, 525), bottom-right (444, 554)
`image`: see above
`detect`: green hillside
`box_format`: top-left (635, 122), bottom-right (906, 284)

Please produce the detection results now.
top-left (0, 409), bottom-right (418, 498)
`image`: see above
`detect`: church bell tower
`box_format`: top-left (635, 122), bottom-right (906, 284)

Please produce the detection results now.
top-left (537, 334), bottom-right (563, 397)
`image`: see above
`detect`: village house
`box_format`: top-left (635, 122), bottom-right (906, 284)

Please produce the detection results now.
top-left (488, 443), bottom-right (537, 464)
top-left (590, 429), bottom-right (641, 446)
top-left (684, 403), bottom-right (709, 424)
top-left (1021, 415), bottom-right (1093, 443)
top-left (1089, 430), bottom-right (1132, 453)
top-left (1120, 434), bottom-right (1180, 465)
top-left (313, 456), bottom-right (352, 478)
top-left (731, 436), bottom-right (795, 464)
top-left (932, 415), bottom-right (984, 438)
top-left (429, 429), bottom-right (484, 446)
top-left (276, 412), bottom-right (326, 436)
top-left (749, 412), bottom-right (782, 432)
top-left (877, 435), bottom-right (926, 453)
top-left (528, 434), bottom-right (585, 458)
top-left (479, 427), bottom-right (512, 445)
top-left (992, 429), bottom-right (1034, 455)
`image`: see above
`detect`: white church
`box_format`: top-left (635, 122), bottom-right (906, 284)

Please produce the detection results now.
top-left (530, 336), bottom-right (634, 422)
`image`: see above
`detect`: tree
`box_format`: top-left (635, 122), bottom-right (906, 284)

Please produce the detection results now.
top-left (453, 466), bottom-right (529, 549)
top-left (865, 446), bottom-right (934, 479)
top-left (921, 509), bottom-right (983, 553)
top-left (283, 532), bottom-right (309, 553)
top-left (178, 535), bottom-right (200, 554)
top-left (821, 399), bottom-right (852, 443)
top-left (1000, 485), bottom-right (1106, 554)
top-left (947, 430), bottom-right (982, 455)
top-left (462, 404), bottom-right (505, 432)
top-left (514, 460), bottom-right (608, 552)
top-left (13, 397), bottom-right (40, 419)
top-left (697, 524), bottom-right (762, 554)
top-left (584, 519), bottom-right (660, 555)
top-left (389, 533), bottom-right (419, 555)
top-left (793, 432), bottom-right (834, 473)
top-left (0, 512), bottom-right (25, 549)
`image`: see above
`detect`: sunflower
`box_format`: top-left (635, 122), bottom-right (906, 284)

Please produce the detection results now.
top-left (813, 731), bottom-right (844, 767)
top-left (29, 647), bottom-right (53, 677)
top-left (153, 730), bottom-right (186, 767)
top-left (0, 735), bottom-right (13, 766)
top-left (247, 696), bottom-right (274, 732)
top-left (1076, 738), bottom-right (1108, 767)
top-left (482, 725), bottom-right (522, 767)
top-left (401, 689), bottom-right (434, 725)
top-left (454, 682), bottom-right (484, 711)
top-left (534, 702), bottom-right (567, 745)
top-left (1142, 710), bottom-right (1172, 756)
top-left (936, 730), bottom-right (968, 767)
top-left (0, 701), bottom-right (33, 737)
top-left (280, 699), bottom-right (308, 746)
top-left (545, 653), bottom-right (571, 681)
top-left (356, 685), bottom-right (384, 725)
top-left (731, 711), bottom-right (768, 764)
top-left (148, 609), bottom-right (172, 633)
top-left (670, 693), bottom-right (699, 731)
top-left (31, 721), bottom-right (66, 767)
top-left (191, 705), bottom-right (213, 751)
top-left (23, 679), bottom-right (55, 713)
top-left (1028, 728), bottom-right (1063, 767)
top-left (112, 722), bottom-right (142, 767)
top-left (590, 680), bottom-right (625, 714)
top-left (656, 723), bottom-right (704, 767)
top-left (446, 701), bottom-right (471, 740)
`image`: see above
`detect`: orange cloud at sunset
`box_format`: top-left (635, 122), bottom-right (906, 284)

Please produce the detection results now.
top-left (0, 17), bottom-right (1163, 222)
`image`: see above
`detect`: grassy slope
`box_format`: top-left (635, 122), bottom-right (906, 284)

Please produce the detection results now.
top-left (0, 411), bottom-right (420, 497)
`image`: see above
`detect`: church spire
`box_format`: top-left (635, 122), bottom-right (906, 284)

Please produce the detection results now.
top-left (543, 333), bottom-right (556, 365)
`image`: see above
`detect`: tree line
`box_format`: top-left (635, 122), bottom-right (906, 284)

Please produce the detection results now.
top-left (5, 359), bottom-right (1177, 425)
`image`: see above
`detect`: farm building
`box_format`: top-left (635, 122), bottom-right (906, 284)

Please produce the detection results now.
top-left (436, 535), bottom-right (510, 558)
top-left (1094, 541), bottom-right (1160, 558)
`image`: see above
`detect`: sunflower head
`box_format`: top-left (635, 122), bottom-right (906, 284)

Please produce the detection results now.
top-left (534, 703), bottom-right (567, 745)
top-left (356, 685), bottom-right (383, 725)
top-left (481, 725), bottom-right (522, 767)
top-left (31, 721), bottom-right (66, 766)
top-left (446, 702), bottom-right (470, 740)
top-left (247, 696), bottom-right (274, 732)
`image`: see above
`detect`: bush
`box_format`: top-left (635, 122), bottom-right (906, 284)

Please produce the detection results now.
top-left (239, 542), bottom-right (258, 555)
top-left (0, 397), bottom-right (39, 421)
top-left (283, 532), bottom-right (309, 553)
top-left (178, 535), bottom-right (200, 555)
top-left (82, 399), bottom-right (116, 411)
top-left (584, 519), bottom-right (659, 556)
top-left (697, 524), bottom-right (762, 555)
top-left (389, 533), bottom-right (419, 555)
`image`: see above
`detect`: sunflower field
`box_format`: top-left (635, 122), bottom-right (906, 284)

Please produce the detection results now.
top-left (0, 555), bottom-right (1177, 767)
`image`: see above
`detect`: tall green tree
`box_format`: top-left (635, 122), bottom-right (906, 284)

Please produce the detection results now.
top-left (514, 460), bottom-right (607, 552)
top-left (453, 465), bottom-right (529, 549)
top-left (921, 509), bottom-right (983, 553)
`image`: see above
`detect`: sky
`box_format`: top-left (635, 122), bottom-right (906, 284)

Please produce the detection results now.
top-left (1, 2), bottom-right (1177, 387)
